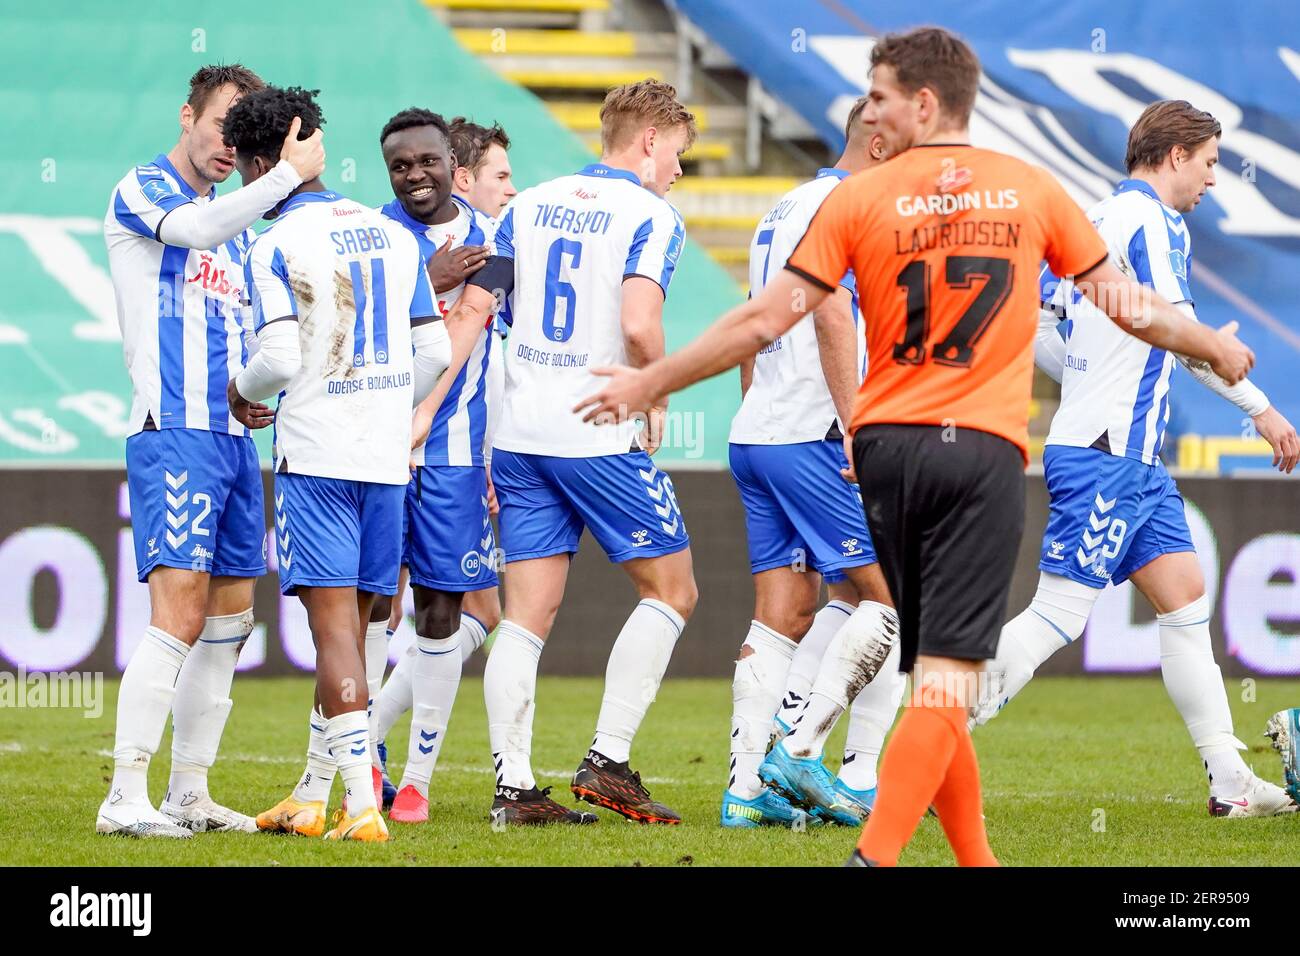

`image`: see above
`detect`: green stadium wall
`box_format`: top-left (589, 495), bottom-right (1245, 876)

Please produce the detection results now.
top-left (0, 0), bottom-right (743, 465)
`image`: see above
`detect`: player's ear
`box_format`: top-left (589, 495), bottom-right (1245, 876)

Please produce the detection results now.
top-left (179, 102), bottom-right (194, 136)
top-left (453, 163), bottom-right (471, 192)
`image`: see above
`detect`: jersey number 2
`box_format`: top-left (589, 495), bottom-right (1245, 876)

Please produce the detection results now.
top-left (893, 256), bottom-right (1012, 367)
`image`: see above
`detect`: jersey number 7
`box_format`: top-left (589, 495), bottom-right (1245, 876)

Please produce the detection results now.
top-left (893, 255), bottom-right (1012, 368)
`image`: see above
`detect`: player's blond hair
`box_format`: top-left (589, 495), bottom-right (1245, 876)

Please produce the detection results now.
top-left (599, 79), bottom-right (697, 153)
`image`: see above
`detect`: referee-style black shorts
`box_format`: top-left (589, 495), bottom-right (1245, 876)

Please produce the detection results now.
top-left (853, 424), bottom-right (1025, 674)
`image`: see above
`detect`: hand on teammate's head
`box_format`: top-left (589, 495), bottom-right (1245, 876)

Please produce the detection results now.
top-left (280, 116), bottom-right (325, 182)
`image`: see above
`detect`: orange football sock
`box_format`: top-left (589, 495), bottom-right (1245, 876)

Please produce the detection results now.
top-left (855, 700), bottom-right (961, 866)
top-left (931, 717), bottom-right (999, 867)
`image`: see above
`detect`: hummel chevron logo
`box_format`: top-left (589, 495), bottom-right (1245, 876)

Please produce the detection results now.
top-left (281, 552), bottom-right (293, 570)
top-left (276, 510), bottom-right (288, 531)
top-left (275, 492), bottom-right (284, 511)
top-left (654, 500), bottom-right (673, 520)
top-left (480, 533), bottom-right (493, 551)
top-left (1082, 530), bottom-right (1104, 550)
top-left (420, 730), bottom-right (438, 741)
top-left (278, 531), bottom-right (290, 551)
top-left (418, 743), bottom-right (435, 755)
top-left (1076, 547), bottom-right (1095, 567)
top-left (638, 465), bottom-right (658, 483)
top-left (165, 490), bottom-right (187, 510)
top-left (166, 530), bottom-right (188, 549)
top-left (166, 510), bottom-right (188, 530)
top-left (1088, 511), bottom-right (1109, 532)
top-left (1093, 493), bottom-right (1116, 513)
top-left (164, 470), bottom-right (188, 490)
top-left (660, 515), bottom-right (679, 535)
top-left (645, 480), bottom-right (665, 503)
top-left (349, 745), bottom-right (366, 756)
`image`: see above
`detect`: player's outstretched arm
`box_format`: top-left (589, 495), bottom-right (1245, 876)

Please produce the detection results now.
top-left (575, 268), bottom-right (828, 423)
top-left (412, 284), bottom-right (496, 425)
top-left (1076, 258), bottom-right (1253, 384)
top-left (812, 286), bottom-right (859, 433)
top-left (1034, 307), bottom-right (1067, 384)
top-left (621, 276), bottom-right (669, 453)
top-left (157, 117), bottom-right (325, 249)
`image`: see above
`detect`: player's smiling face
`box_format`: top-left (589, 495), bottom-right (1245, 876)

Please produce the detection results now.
top-left (383, 125), bottom-right (454, 223)
top-left (1174, 136), bottom-right (1219, 213)
top-left (865, 65), bottom-right (924, 156)
top-left (183, 83), bottom-right (243, 186)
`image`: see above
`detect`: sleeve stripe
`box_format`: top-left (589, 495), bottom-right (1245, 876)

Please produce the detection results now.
top-left (658, 214), bottom-right (685, 292)
top-left (112, 190), bottom-right (155, 240)
top-left (270, 248), bottom-right (297, 312)
top-left (783, 263), bottom-right (836, 293)
top-left (624, 216), bottom-right (653, 276)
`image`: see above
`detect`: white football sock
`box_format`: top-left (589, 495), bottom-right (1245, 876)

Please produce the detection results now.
top-left (374, 640), bottom-right (416, 764)
top-left (167, 608), bottom-right (252, 802)
top-left (784, 601), bottom-right (898, 759)
top-left (292, 708), bottom-right (336, 804)
top-left (591, 599), bottom-right (684, 764)
top-left (485, 620), bottom-right (544, 790)
top-left (460, 613), bottom-right (488, 663)
top-left (983, 572), bottom-right (1096, 717)
top-left (364, 619), bottom-right (389, 767)
top-left (839, 640), bottom-right (905, 791)
top-left (109, 626), bottom-right (189, 804)
top-left (774, 600), bottom-right (853, 734)
top-left (325, 710), bottom-right (374, 814)
top-left (730, 621), bottom-right (797, 798)
top-left (1156, 595), bottom-right (1249, 796)
top-left (401, 631), bottom-right (463, 797)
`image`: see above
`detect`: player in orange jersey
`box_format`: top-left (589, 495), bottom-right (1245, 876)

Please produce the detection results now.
top-left (575, 26), bottom-right (1253, 866)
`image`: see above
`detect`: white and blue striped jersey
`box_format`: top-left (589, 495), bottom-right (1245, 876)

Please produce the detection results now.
top-left (244, 190), bottom-right (437, 485)
top-left (490, 163), bottom-right (686, 458)
top-left (382, 195), bottom-right (494, 467)
top-left (729, 168), bottom-right (861, 445)
top-left (105, 154), bottom-right (253, 436)
top-left (1043, 179), bottom-right (1193, 465)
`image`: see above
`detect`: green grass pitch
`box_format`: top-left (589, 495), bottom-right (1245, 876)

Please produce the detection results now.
top-left (2, 675), bottom-right (1296, 866)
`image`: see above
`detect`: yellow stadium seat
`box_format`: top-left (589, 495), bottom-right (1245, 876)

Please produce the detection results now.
top-left (550, 101), bottom-right (712, 131)
top-left (505, 69), bottom-right (661, 89)
top-left (426, 0), bottom-right (609, 11)
top-left (453, 29), bottom-right (635, 55)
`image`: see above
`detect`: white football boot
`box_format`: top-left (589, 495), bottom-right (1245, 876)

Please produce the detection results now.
top-left (96, 794), bottom-right (193, 839)
top-left (160, 791), bottom-right (257, 833)
top-left (1207, 775), bottom-right (1298, 818)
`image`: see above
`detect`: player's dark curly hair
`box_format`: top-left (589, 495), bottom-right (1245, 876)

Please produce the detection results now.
top-left (222, 86), bottom-right (325, 162)
top-left (448, 117), bottom-right (511, 172)
top-left (379, 108), bottom-right (451, 151)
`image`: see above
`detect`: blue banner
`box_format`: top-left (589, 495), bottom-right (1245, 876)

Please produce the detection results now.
top-left (676, 0), bottom-right (1300, 446)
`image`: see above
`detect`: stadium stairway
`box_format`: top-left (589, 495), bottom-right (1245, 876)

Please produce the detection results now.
top-left (423, 0), bottom-right (820, 288)
top-left (421, 0), bottom-right (1070, 457)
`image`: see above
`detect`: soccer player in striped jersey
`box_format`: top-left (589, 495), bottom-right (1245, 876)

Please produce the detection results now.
top-left (364, 109), bottom-right (499, 823)
top-left (97, 65), bottom-right (324, 838)
top-left (225, 87), bottom-right (452, 842)
top-left (723, 99), bottom-right (904, 830)
top-left (439, 80), bottom-right (696, 825)
top-left (576, 28), bottom-right (1253, 866)
top-left (369, 116), bottom-right (516, 812)
top-left (973, 100), bottom-right (1299, 817)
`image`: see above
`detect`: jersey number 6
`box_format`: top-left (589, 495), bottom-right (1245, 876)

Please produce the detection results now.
top-left (543, 238), bottom-right (582, 343)
top-left (893, 255), bottom-right (1012, 368)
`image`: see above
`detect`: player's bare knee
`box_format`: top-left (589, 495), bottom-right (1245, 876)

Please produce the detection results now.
top-left (414, 590), bottom-right (462, 640)
top-left (369, 595), bottom-right (393, 624)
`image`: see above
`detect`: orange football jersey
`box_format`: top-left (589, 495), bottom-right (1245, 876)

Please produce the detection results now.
top-left (785, 144), bottom-right (1107, 462)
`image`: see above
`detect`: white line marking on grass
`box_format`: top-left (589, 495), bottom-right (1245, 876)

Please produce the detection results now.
top-left (0, 742), bottom-right (22, 753)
